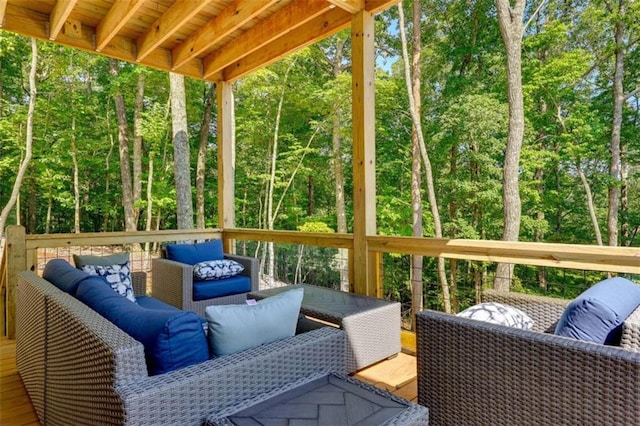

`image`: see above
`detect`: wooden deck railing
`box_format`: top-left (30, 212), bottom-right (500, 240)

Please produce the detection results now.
top-left (2, 224), bottom-right (640, 337)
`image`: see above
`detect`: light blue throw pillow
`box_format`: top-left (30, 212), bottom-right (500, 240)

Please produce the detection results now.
top-left (554, 277), bottom-right (640, 345)
top-left (205, 288), bottom-right (303, 356)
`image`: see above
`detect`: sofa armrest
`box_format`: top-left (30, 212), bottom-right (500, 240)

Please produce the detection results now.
top-left (416, 310), bottom-right (640, 426)
top-left (622, 305), bottom-right (640, 352)
top-left (151, 258), bottom-right (194, 309)
top-left (18, 271), bottom-right (149, 425)
top-left (224, 253), bottom-right (259, 292)
top-left (131, 271), bottom-right (147, 297)
top-left (118, 327), bottom-right (346, 425)
top-left (482, 289), bottom-right (569, 332)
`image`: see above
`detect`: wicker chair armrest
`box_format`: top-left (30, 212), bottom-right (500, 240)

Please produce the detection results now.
top-left (131, 271), bottom-right (147, 297)
top-left (622, 305), bottom-right (640, 352)
top-left (224, 253), bottom-right (259, 291)
top-left (482, 289), bottom-right (569, 332)
top-left (118, 327), bottom-right (346, 425)
top-left (416, 310), bottom-right (640, 425)
top-left (151, 258), bottom-right (194, 309)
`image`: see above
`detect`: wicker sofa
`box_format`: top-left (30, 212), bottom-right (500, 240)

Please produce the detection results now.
top-left (151, 252), bottom-right (259, 317)
top-left (16, 270), bottom-right (346, 426)
top-left (416, 289), bottom-right (640, 426)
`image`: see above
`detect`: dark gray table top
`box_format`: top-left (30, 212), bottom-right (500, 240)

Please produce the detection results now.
top-left (225, 374), bottom-right (408, 426)
top-left (249, 284), bottom-right (397, 321)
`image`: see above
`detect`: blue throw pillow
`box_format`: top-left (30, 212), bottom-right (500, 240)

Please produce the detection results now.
top-left (554, 277), bottom-right (640, 345)
top-left (205, 288), bottom-right (304, 356)
top-left (43, 259), bottom-right (91, 296)
top-left (76, 278), bottom-right (209, 375)
top-left (165, 240), bottom-right (224, 265)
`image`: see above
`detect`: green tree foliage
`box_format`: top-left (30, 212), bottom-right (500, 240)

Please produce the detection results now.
top-left (0, 0), bottom-right (638, 303)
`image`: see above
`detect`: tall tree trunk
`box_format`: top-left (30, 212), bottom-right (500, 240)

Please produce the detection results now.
top-left (169, 72), bottom-right (194, 230)
top-left (495, 0), bottom-right (526, 291)
top-left (410, 0), bottom-right (425, 325)
top-left (266, 62), bottom-right (294, 288)
top-left (398, 3), bottom-right (450, 313)
top-left (327, 36), bottom-right (349, 292)
top-left (71, 115), bottom-right (80, 233)
top-left (196, 83), bottom-right (216, 229)
top-left (0, 39), bottom-right (37, 238)
top-left (109, 58), bottom-right (137, 233)
top-left (133, 73), bottom-right (145, 225)
top-left (144, 152), bottom-right (155, 270)
top-left (578, 163), bottom-right (604, 246)
top-left (607, 2), bottom-right (626, 248)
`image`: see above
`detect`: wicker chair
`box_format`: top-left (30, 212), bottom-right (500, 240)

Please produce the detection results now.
top-left (416, 289), bottom-right (640, 426)
top-left (151, 253), bottom-right (259, 317)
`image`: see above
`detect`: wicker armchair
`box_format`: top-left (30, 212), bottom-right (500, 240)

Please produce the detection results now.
top-left (416, 289), bottom-right (640, 426)
top-left (151, 253), bottom-right (259, 317)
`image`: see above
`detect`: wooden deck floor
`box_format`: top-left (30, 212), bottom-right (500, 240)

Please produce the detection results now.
top-left (0, 337), bottom-right (417, 425)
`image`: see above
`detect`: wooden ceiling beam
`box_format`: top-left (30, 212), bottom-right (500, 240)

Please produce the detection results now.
top-left (365, 0), bottom-right (402, 14)
top-left (136, 0), bottom-right (212, 62)
top-left (172, 0), bottom-right (278, 70)
top-left (96, 0), bottom-right (145, 52)
top-left (327, 0), bottom-right (364, 14)
top-left (49, 0), bottom-right (78, 40)
top-left (2, 3), bottom-right (222, 82)
top-left (223, 7), bottom-right (351, 82)
top-left (203, 0), bottom-right (332, 79)
top-left (0, 0), bottom-right (8, 27)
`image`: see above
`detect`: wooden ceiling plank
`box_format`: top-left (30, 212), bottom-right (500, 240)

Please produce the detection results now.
top-left (0, 0), bottom-right (8, 27)
top-left (2, 3), bottom-right (218, 82)
top-left (136, 0), bottom-right (212, 62)
top-left (172, 0), bottom-right (278, 70)
top-left (223, 7), bottom-right (351, 82)
top-left (203, 0), bottom-right (332, 79)
top-left (327, 0), bottom-right (364, 14)
top-left (49, 0), bottom-right (78, 40)
top-left (96, 0), bottom-right (145, 52)
top-left (365, 0), bottom-right (402, 14)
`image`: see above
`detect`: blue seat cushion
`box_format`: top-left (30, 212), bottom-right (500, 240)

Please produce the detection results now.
top-left (554, 277), bottom-right (640, 345)
top-left (136, 296), bottom-right (181, 312)
top-left (76, 278), bottom-right (209, 375)
top-left (165, 240), bottom-right (224, 265)
top-left (193, 275), bottom-right (251, 301)
top-left (43, 259), bottom-right (92, 296)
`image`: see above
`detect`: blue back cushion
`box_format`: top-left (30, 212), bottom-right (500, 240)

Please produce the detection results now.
top-left (76, 278), bottom-right (209, 375)
top-left (193, 275), bottom-right (251, 301)
top-left (165, 240), bottom-right (224, 265)
top-left (554, 277), bottom-right (640, 344)
top-left (43, 259), bottom-right (92, 296)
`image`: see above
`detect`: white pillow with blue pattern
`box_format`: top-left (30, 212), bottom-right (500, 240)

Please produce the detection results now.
top-left (457, 302), bottom-right (534, 330)
top-left (81, 262), bottom-right (136, 303)
top-left (193, 259), bottom-right (244, 281)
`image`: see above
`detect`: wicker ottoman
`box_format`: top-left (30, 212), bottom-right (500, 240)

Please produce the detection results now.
top-left (249, 284), bottom-right (401, 372)
top-left (204, 373), bottom-right (429, 426)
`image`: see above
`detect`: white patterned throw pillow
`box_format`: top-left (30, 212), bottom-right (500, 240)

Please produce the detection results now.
top-left (457, 302), bottom-right (534, 330)
top-left (81, 262), bottom-right (136, 303)
top-left (193, 259), bottom-right (244, 281)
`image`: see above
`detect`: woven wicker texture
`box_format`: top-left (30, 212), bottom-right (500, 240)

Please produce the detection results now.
top-left (205, 373), bottom-right (429, 426)
top-left (249, 284), bottom-right (401, 372)
top-left (151, 253), bottom-right (259, 317)
top-left (17, 271), bottom-right (347, 426)
top-left (416, 290), bottom-right (640, 426)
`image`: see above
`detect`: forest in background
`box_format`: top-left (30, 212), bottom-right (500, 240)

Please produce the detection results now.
top-left (0, 0), bottom-right (638, 315)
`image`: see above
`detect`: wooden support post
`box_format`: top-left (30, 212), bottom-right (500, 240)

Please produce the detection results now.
top-left (351, 11), bottom-right (378, 297)
top-left (5, 225), bottom-right (26, 338)
top-left (217, 81), bottom-right (236, 254)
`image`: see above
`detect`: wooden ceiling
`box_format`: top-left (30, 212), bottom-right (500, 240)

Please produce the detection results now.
top-left (0, 0), bottom-right (398, 82)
